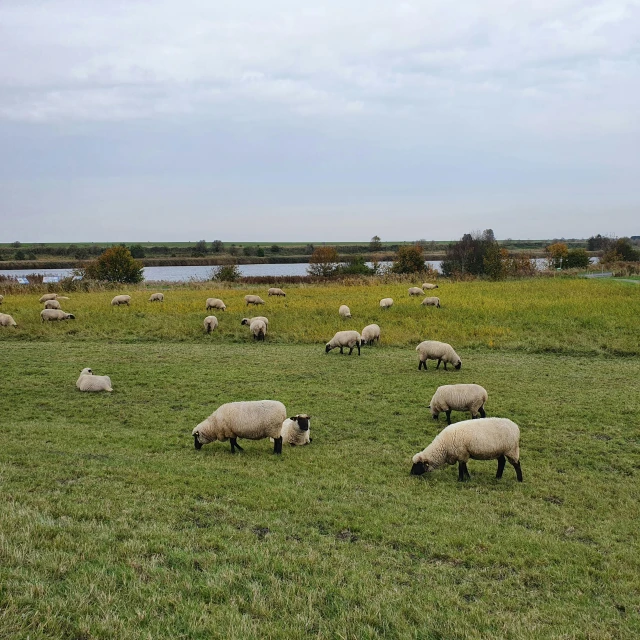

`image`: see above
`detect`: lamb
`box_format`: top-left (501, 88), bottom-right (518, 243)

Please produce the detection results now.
top-left (268, 288), bottom-right (286, 297)
top-left (271, 414), bottom-right (312, 446)
top-left (206, 298), bottom-right (226, 311)
top-left (429, 384), bottom-right (488, 424)
top-left (245, 295), bottom-right (265, 306)
top-left (408, 287), bottom-right (424, 296)
top-left (421, 296), bottom-right (441, 308)
top-left (248, 318), bottom-right (267, 341)
top-left (422, 283), bottom-right (439, 290)
top-left (325, 330), bottom-right (361, 355)
top-left (149, 293), bottom-right (164, 302)
top-left (410, 417), bottom-right (523, 482)
top-left (416, 340), bottom-right (461, 370)
top-left (379, 298), bottom-right (394, 309)
top-left (76, 368), bottom-right (113, 392)
top-left (38, 293), bottom-right (69, 303)
top-left (339, 305), bottom-right (351, 318)
top-left (361, 324), bottom-right (381, 345)
top-left (0, 313), bottom-right (17, 328)
top-left (203, 316), bottom-right (218, 333)
top-left (111, 295), bottom-right (131, 306)
top-left (241, 316), bottom-right (269, 327)
top-left (192, 400), bottom-right (287, 454)
top-left (41, 309), bottom-right (75, 322)
top-left (44, 299), bottom-right (61, 309)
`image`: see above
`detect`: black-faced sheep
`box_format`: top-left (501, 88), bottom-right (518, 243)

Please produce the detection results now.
top-left (416, 340), bottom-right (461, 371)
top-left (429, 384), bottom-right (487, 424)
top-left (326, 330), bottom-right (361, 355)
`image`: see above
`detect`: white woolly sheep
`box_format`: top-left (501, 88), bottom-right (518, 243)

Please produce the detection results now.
top-left (203, 316), bottom-right (218, 333)
top-left (76, 368), bottom-right (113, 392)
top-left (416, 340), bottom-right (461, 371)
top-left (271, 414), bottom-right (312, 446)
top-left (44, 299), bottom-right (61, 310)
top-left (0, 313), bottom-right (17, 328)
top-left (361, 324), bottom-right (381, 345)
top-left (408, 287), bottom-right (424, 296)
top-left (429, 384), bottom-right (488, 424)
top-left (39, 293), bottom-right (66, 303)
top-left (248, 318), bottom-right (267, 341)
top-left (111, 295), bottom-right (131, 306)
top-left (421, 296), bottom-right (441, 308)
top-left (245, 295), bottom-right (266, 306)
top-left (41, 309), bottom-right (75, 322)
top-left (149, 293), bottom-right (164, 302)
top-left (241, 316), bottom-right (269, 328)
top-left (422, 283), bottom-right (439, 290)
top-left (192, 400), bottom-right (287, 454)
top-left (410, 417), bottom-right (522, 482)
top-left (326, 330), bottom-right (361, 355)
top-left (379, 298), bottom-right (394, 309)
top-left (0, 295), bottom-right (4, 305)
top-left (339, 304), bottom-right (351, 318)
top-left (268, 288), bottom-right (286, 297)
top-left (206, 298), bottom-right (226, 311)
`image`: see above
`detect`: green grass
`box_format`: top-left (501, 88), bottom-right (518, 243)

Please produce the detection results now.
top-left (1, 279), bottom-right (639, 639)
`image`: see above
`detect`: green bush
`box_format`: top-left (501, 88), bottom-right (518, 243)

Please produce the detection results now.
top-left (210, 264), bottom-right (242, 282)
top-left (83, 246), bottom-right (144, 283)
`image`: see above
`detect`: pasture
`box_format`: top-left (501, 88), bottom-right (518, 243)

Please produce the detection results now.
top-left (1, 278), bottom-right (639, 639)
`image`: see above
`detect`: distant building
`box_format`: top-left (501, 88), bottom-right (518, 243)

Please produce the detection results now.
top-left (631, 235), bottom-right (640, 240)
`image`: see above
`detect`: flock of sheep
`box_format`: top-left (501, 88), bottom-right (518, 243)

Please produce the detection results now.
top-left (1, 282), bottom-right (523, 483)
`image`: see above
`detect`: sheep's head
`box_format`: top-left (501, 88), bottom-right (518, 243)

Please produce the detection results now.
top-left (66, 314), bottom-right (76, 320)
top-left (325, 343), bottom-right (332, 353)
top-left (411, 453), bottom-right (434, 475)
top-left (80, 368), bottom-right (93, 376)
top-left (291, 414), bottom-right (311, 431)
top-left (241, 318), bottom-right (249, 325)
top-left (429, 405), bottom-right (439, 419)
top-left (455, 360), bottom-right (462, 370)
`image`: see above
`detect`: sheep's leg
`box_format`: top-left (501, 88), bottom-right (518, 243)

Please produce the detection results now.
top-left (273, 436), bottom-right (283, 454)
top-left (507, 458), bottom-right (523, 482)
top-left (357, 343), bottom-right (361, 356)
top-left (348, 346), bottom-right (354, 355)
top-left (479, 407), bottom-right (486, 418)
top-left (443, 362), bottom-right (448, 371)
top-left (436, 359), bottom-right (441, 369)
top-left (445, 410), bottom-right (452, 425)
top-left (230, 438), bottom-right (244, 453)
top-left (496, 455), bottom-right (506, 479)
top-left (340, 347), bottom-right (344, 354)
top-left (458, 461), bottom-right (470, 482)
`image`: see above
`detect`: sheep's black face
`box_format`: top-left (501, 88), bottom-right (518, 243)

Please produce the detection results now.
top-left (325, 344), bottom-right (331, 353)
top-left (297, 417), bottom-right (310, 431)
top-left (410, 462), bottom-right (426, 475)
top-left (193, 433), bottom-right (203, 450)
top-left (455, 362), bottom-right (461, 370)
top-left (241, 319), bottom-right (248, 325)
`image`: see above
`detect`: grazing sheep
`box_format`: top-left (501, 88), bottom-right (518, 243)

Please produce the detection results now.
top-left (361, 324), bottom-right (381, 345)
top-left (111, 295), bottom-right (131, 306)
top-left (76, 368), bottom-right (113, 392)
top-left (39, 293), bottom-right (66, 303)
top-left (268, 288), bottom-right (286, 297)
top-left (421, 296), bottom-right (441, 308)
top-left (241, 316), bottom-right (269, 328)
top-left (416, 340), bottom-right (461, 371)
top-left (192, 400), bottom-right (287, 454)
top-left (339, 305), bottom-right (351, 318)
top-left (41, 309), bottom-right (75, 322)
top-left (206, 298), bottom-right (226, 311)
top-left (245, 295), bottom-right (265, 306)
top-left (410, 417), bottom-right (523, 482)
top-left (408, 287), bottom-right (424, 296)
top-left (203, 316), bottom-right (218, 333)
top-left (379, 298), bottom-right (394, 309)
top-left (326, 330), bottom-right (361, 355)
top-left (149, 293), bottom-right (164, 302)
top-left (430, 384), bottom-right (488, 424)
top-left (422, 283), bottom-right (439, 290)
top-left (0, 313), bottom-right (17, 328)
top-left (272, 414), bottom-right (312, 446)
top-left (44, 299), bottom-right (61, 310)
top-left (249, 318), bottom-right (267, 341)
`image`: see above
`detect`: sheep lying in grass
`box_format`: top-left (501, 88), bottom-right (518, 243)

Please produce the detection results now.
top-left (245, 295), bottom-right (265, 306)
top-left (339, 305), bottom-right (351, 318)
top-left (39, 293), bottom-right (69, 303)
top-left (271, 414), bottom-right (312, 446)
top-left (268, 288), bottom-right (286, 297)
top-left (111, 295), bottom-right (131, 306)
top-left (421, 297), bottom-right (441, 308)
top-left (430, 384), bottom-right (488, 424)
top-left (193, 400), bottom-right (286, 454)
top-left (422, 283), bottom-right (438, 290)
top-left (326, 330), bottom-right (361, 355)
top-left (361, 324), bottom-right (381, 345)
top-left (76, 368), bottom-right (113, 392)
top-left (379, 298), bottom-right (393, 309)
top-left (206, 298), bottom-right (226, 311)
top-left (203, 316), bottom-right (218, 333)
top-left (408, 287), bottom-right (424, 296)
top-left (410, 417), bottom-right (523, 482)
top-left (41, 309), bottom-right (75, 322)
top-left (149, 293), bottom-right (164, 302)
top-left (0, 313), bottom-right (17, 328)
top-left (44, 299), bottom-right (61, 310)
top-left (416, 340), bottom-right (461, 370)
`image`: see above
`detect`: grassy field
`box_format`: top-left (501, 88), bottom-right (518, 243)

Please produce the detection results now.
top-left (1, 279), bottom-right (639, 639)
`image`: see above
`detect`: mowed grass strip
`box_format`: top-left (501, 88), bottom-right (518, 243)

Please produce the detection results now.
top-left (1, 339), bottom-right (639, 639)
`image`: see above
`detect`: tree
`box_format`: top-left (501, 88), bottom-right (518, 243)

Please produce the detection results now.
top-left (14, 250), bottom-right (26, 261)
top-left (369, 235), bottom-right (382, 252)
top-left (243, 246), bottom-right (253, 256)
top-left (308, 246), bottom-right (339, 276)
top-left (602, 238), bottom-right (640, 262)
top-left (194, 240), bottom-right (208, 254)
top-left (391, 244), bottom-right (425, 274)
top-left (256, 247), bottom-right (265, 257)
top-left (83, 246), bottom-right (144, 283)
top-left (337, 255), bottom-right (374, 275)
top-left (211, 264), bottom-right (242, 281)
top-left (545, 243), bottom-right (568, 269)
top-left (11, 241), bottom-right (21, 248)
top-left (211, 240), bottom-right (224, 253)
top-left (270, 244), bottom-right (281, 253)
top-left (587, 234), bottom-right (611, 251)
top-left (564, 249), bottom-right (590, 269)
top-left (483, 245), bottom-right (509, 280)
top-left (129, 244), bottom-right (146, 259)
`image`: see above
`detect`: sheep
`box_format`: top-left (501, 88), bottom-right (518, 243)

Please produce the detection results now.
top-left (149, 293), bottom-right (164, 302)
top-left (416, 340), bottom-right (461, 371)
top-left (268, 288), bottom-right (286, 297)
top-left (76, 368), bottom-right (113, 392)
top-left (361, 324), bottom-right (381, 345)
top-left (271, 414), bottom-right (312, 446)
top-left (192, 400), bottom-right (287, 454)
top-left (0, 295), bottom-right (3, 305)
top-left (111, 295), bottom-right (131, 306)
top-left (245, 295), bottom-right (265, 306)
top-left (249, 318), bottom-right (267, 341)
top-left (379, 298), bottom-right (394, 309)
top-left (44, 299), bottom-right (61, 310)
top-left (408, 287), bottom-right (424, 297)
top-left (429, 384), bottom-right (488, 425)
top-left (203, 316), bottom-right (218, 333)
top-left (410, 417), bottom-right (523, 482)
top-left (206, 298), bottom-right (226, 311)
top-left (422, 283), bottom-right (439, 290)
top-left (339, 305), bottom-right (351, 318)
top-left (41, 309), bottom-right (75, 322)
top-left (241, 316), bottom-right (269, 327)
top-left (0, 313), bottom-right (17, 328)
top-left (325, 330), bottom-right (361, 355)
top-left (421, 296), bottom-right (441, 308)
top-left (38, 293), bottom-right (69, 303)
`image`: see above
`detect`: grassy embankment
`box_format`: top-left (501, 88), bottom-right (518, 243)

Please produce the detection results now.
top-left (1, 278), bottom-right (639, 639)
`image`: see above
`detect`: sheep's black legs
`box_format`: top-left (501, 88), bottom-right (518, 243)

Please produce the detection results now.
top-left (443, 362), bottom-right (448, 371)
top-left (479, 407), bottom-right (486, 418)
top-left (509, 459), bottom-right (523, 482)
top-left (230, 438), bottom-right (244, 453)
top-left (348, 346), bottom-right (354, 355)
top-left (357, 344), bottom-right (361, 355)
top-left (436, 359), bottom-right (441, 369)
top-left (418, 360), bottom-right (427, 370)
top-left (496, 455), bottom-right (506, 478)
top-left (458, 461), bottom-right (471, 482)
top-left (445, 410), bottom-right (452, 425)
top-left (340, 347), bottom-right (344, 354)
top-left (273, 436), bottom-right (283, 454)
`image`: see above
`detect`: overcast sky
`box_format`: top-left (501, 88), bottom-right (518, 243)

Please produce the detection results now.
top-left (0, 0), bottom-right (638, 242)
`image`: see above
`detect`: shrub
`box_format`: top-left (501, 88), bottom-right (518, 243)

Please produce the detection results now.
top-left (270, 244), bottom-right (281, 253)
top-left (602, 238), bottom-right (640, 263)
top-left (308, 246), bottom-right (339, 277)
top-left (337, 255), bottom-right (374, 275)
top-left (211, 240), bottom-right (224, 253)
top-left (129, 244), bottom-right (146, 259)
top-left (545, 242), bottom-right (569, 269)
top-left (441, 231), bottom-right (496, 277)
top-left (256, 248), bottom-right (265, 257)
top-left (391, 244), bottom-right (425, 274)
top-left (14, 250), bottom-right (26, 261)
top-left (83, 246), bottom-right (144, 283)
top-left (564, 248), bottom-right (590, 269)
top-left (211, 264), bottom-right (242, 282)
top-left (369, 236), bottom-right (382, 252)
top-left (243, 246), bottom-right (253, 256)
top-left (194, 240), bottom-right (208, 254)
top-left (483, 246), bottom-right (509, 280)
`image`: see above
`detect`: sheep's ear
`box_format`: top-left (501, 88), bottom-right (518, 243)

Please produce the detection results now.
top-left (289, 416), bottom-right (299, 422)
